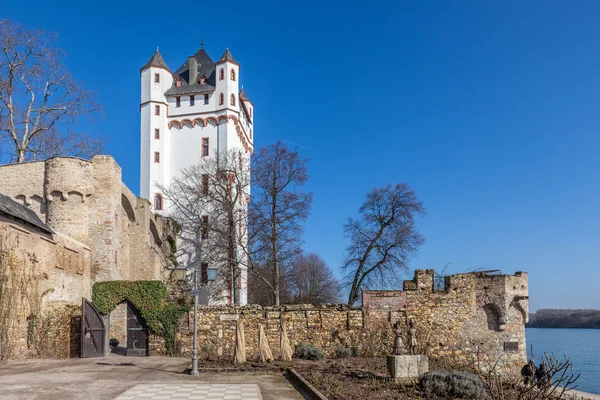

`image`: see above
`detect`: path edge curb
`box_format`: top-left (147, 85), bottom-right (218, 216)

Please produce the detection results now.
top-left (286, 368), bottom-right (329, 400)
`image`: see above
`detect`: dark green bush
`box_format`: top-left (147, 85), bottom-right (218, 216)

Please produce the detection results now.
top-left (294, 342), bottom-right (325, 360)
top-left (421, 371), bottom-right (488, 399)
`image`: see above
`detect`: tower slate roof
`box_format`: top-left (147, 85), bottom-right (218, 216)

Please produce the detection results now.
top-left (166, 46), bottom-right (217, 96)
top-left (141, 49), bottom-right (170, 71)
top-left (0, 193), bottom-right (52, 233)
top-left (217, 48), bottom-right (237, 64)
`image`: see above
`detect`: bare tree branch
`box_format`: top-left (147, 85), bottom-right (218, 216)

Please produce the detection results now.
top-left (0, 19), bottom-right (102, 163)
top-left (342, 183), bottom-right (425, 305)
top-left (247, 141), bottom-right (313, 305)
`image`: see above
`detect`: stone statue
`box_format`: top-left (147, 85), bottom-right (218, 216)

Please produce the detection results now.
top-left (408, 319), bottom-right (418, 355)
top-left (392, 321), bottom-right (406, 355)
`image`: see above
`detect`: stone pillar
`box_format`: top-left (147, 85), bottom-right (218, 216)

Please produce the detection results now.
top-left (387, 355), bottom-right (429, 383)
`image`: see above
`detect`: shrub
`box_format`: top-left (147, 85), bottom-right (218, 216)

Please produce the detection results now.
top-left (294, 342), bottom-right (325, 360)
top-left (421, 371), bottom-right (488, 399)
top-left (332, 342), bottom-right (353, 358)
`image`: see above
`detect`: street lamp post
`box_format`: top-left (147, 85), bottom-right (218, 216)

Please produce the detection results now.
top-left (189, 234), bottom-right (201, 376)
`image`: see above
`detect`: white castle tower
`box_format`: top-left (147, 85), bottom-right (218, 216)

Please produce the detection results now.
top-left (140, 45), bottom-right (254, 305)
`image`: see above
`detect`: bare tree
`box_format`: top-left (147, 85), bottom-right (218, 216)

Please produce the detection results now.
top-left (342, 183), bottom-right (425, 305)
top-left (289, 252), bottom-right (341, 304)
top-left (161, 149), bottom-right (250, 305)
top-left (247, 262), bottom-right (292, 305)
top-left (0, 19), bottom-right (101, 163)
top-left (247, 142), bottom-right (313, 305)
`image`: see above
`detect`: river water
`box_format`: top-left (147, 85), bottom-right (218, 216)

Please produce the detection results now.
top-left (526, 328), bottom-right (600, 394)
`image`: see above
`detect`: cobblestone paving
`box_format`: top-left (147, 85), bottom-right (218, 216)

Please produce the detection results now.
top-left (115, 383), bottom-right (262, 400)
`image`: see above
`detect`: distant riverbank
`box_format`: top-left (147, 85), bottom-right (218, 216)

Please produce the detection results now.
top-left (527, 309), bottom-right (600, 329)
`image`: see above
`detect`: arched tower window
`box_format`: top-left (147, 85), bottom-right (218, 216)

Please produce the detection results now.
top-left (230, 94), bottom-right (236, 106)
top-left (219, 69), bottom-right (224, 80)
top-left (154, 193), bottom-right (163, 210)
top-left (230, 69), bottom-right (236, 81)
top-left (219, 93), bottom-right (224, 105)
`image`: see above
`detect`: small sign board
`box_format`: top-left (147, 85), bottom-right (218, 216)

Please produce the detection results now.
top-left (504, 341), bottom-right (519, 352)
top-left (220, 314), bottom-right (240, 321)
top-left (188, 290), bottom-right (199, 296)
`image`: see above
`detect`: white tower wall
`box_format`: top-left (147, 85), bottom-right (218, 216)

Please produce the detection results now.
top-left (140, 47), bottom-right (253, 305)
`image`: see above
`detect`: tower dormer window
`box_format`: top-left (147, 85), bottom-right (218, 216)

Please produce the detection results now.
top-left (154, 152), bottom-right (160, 163)
top-left (230, 94), bottom-right (236, 106)
top-left (155, 128), bottom-right (160, 139)
top-left (175, 96), bottom-right (181, 107)
top-left (176, 77), bottom-right (183, 87)
top-left (154, 73), bottom-right (160, 83)
top-left (154, 193), bottom-right (163, 210)
top-left (219, 93), bottom-right (224, 105)
top-left (230, 69), bottom-right (236, 81)
top-left (204, 94), bottom-right (209, 105)
top-left (154, 105), bottom-right (160, 115)
top-left (190, 95), bottom-right (195, 106)
top-left (219, 69), bottom-right (224, 81)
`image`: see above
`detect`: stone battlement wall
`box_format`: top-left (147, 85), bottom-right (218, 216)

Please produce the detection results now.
top-left (0, 156), bottom-right (171, 286)
top-left (165, 269), bottom-right (528, 371)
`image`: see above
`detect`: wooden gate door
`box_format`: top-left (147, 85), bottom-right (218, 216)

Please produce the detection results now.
top-left (81, 298), bottom-right (105, 358)
top-left (126, 302), bottom-right (149, 356)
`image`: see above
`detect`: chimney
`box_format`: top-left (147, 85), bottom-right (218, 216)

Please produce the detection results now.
top-left (188, 56), bottom-right (198, 84)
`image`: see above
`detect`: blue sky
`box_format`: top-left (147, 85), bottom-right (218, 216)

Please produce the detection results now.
top-left (4, 1), bottom-right (600, 310)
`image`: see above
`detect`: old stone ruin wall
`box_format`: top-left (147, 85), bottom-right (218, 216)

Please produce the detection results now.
top-left (400, 270), bottom-right (528, 371)
top-left (0, 217), bottom-right (90, 360)
top-left (0, 156), bottom-right (172, 287)
top-left (157, 269), bottom-right (527, 373)
top-left (0, 156), bottom-right (176, 361)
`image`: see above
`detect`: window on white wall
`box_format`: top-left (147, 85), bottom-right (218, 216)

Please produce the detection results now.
top-left (190, 95), bottom-right (195, 106)
top-left (202, 138), bottom-right (209, 156)
top-left (230, 69), bottom-right (236, 81)
top-left (154, 105), bottom-right (160, 115)
top-left (154, 73), bottom-right (160, 83)
top-left (204, 94), bottom-right (209, 105)
top-left (154, 194), bottom-right (163, 210)
top-left (175, 97), bottom-right (181, 107)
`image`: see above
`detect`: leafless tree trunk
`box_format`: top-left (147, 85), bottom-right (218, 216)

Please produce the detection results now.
top-left (161, 149), bottom-right (250, 305)
top-left (342, 183), bottom-right (425, 305)
top-left (247, 142), bottom-right (312, 305)
top-left (0, 19), bottom-right (101, 163)
top-left (289, 252), bottom-right (341, 304)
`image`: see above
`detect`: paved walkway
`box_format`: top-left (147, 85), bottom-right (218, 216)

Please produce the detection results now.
top-left (116, 384), bottom-right (262, 400)
top-left (0, 355), bottom-right (303, 400)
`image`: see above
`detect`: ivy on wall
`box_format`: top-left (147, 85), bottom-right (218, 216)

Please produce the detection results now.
top-left (92, 281), bottom-right (189, 355)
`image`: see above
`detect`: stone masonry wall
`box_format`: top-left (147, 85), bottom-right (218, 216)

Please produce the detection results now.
top-left (168, 304), bottom-right (393, 360)
top-left (0, 156), bottom-right (170, 285)
top-left (166, 270), bottom-right (528, 372)
top-left (0, 156), bottom-right (172, 361)
top-left (0, 216), bottom-right (90, 359)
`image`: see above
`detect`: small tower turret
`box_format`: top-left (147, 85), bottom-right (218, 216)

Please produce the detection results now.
top-left (215, 49), bottom-right (239, 112)
top-left (140, 49), bottom-right (172, 201)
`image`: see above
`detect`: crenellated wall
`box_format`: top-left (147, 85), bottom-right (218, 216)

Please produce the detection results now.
top-left (399, 270), bottom-right (528, 369)
top-left (161, 269), bottom-right (528, 372)
top-left (0, 156), bottom-right (171, 287)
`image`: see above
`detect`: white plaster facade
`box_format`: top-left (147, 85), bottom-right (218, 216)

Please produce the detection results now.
top-left (140, 47), bottom-right (253, 305)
